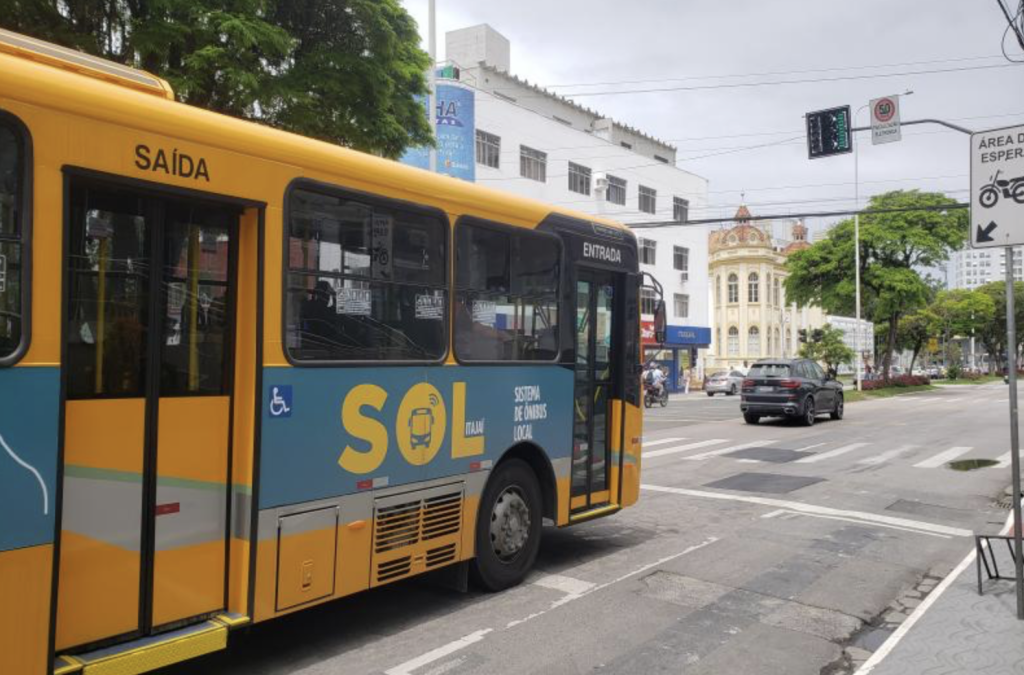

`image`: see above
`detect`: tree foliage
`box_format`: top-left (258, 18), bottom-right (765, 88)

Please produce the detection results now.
top-left (0, 0), bottom-right (433, 157)
top-left (894, 309), bottom-right (937, 373)
top-left (976, 281), bottom-right (1024, 373)
top-left (785, 190), bottom-right (967, 381)
top-left (798, 324), bottom-right (854, 378)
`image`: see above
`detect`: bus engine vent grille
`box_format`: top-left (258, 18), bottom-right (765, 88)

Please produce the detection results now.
top-left (371, 483), bottom-right (464, 587)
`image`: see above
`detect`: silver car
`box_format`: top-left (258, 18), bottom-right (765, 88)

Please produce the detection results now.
top-left (706, 370), bottom-right (745, 396)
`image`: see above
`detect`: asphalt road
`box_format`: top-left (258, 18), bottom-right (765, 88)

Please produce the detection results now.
top-left (159, 383), bottom-right (1015, 675)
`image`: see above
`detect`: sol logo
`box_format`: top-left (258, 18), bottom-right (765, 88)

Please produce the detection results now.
top-left (338, 382), bottom-right (484, 474)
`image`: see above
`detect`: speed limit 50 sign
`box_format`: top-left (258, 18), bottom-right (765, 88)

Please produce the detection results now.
top-left (870, 96), bottom-right (901, 145)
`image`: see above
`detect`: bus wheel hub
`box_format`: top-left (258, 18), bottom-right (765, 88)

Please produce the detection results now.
top-left (491, 487), bottom-right (530, 561)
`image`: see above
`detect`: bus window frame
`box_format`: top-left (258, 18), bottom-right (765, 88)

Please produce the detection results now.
top-left (282, 177), bottom-right (452, 368)
top-left (0, 109), bottom-right (32, 368)
top-left (452, 215), bottom-right (563, 366)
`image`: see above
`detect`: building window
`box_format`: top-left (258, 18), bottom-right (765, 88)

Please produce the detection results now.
top-left (475, 130), bottom-right (500, 169)
top-left (716, 327), bottom-right (721, 352)
top-left (748, 272), bottom-right (759, 303)
top-left (568, 162), bottom-right (591, 196)
top-left (767, 331), bottom-right (773, 356)
top-left (0, 119), bottom-right (25, 362)
top-left (655, 155), bottom-right (669, 164)
top-left (455, 222), bottom-right (560, 362)
top-left (774, 277), bottom-right (781, 306)
top-left (620, 141), bottom-right (633, 150)
top-left (519, 145), bottom-right (547, 182)
top-left (639, 185), bottom-right (656, 215)
top-left (673, 197), bottom-right (689, 222)
top-left (716, 275), bottom-right (721, 305)
top-left (640, 287), bottom-right (657, 316)
top-left (606, 175), bottom-right (626, 205)
top-left (727, 273), bottom-right (739, 303)
top-left (639, 238), bottom-right (656, 265)
top-left (728, 326), bottom-right (739, 356)
top-left (673, 246), bottom-right (689, 279)
top-left (774, 328), bottom-right (781, 357)
top-left (748, 326), bottom-right (760, 355)
top-left (785, 328), bottom-right (791, 356)
top-left (285, 187), bottom-right (448, 362)
top-left (674, 293), bottom-right (689, 319)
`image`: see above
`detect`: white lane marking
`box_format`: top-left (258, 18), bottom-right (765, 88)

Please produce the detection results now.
top-left (760, 509), bottom-right (786, 519)
top-left (644, 439), bottom-right (729, 459)
top-left (506, 536), bottom-right (718, 629)
top-left (767, 509), bottom-right (952, 539)
top-left (685, 440), bottom-right (778, 461)
top-left (531, 574), bottom-right (596, 596)
top-left (640, 484), bottom-right (972, 538)
top-left (913, 446), bottom-right (972, 469)
top-left (640, 437), bottom-right (686, 448)
top-left (995, 451), bottom-right (1012, 468)
top-left (737, 459), bottom-right (762, 464)
top-left (794, 442), bottom-right (868, 464)
top-left (858, 444), bottom-right (917, 466)
top-left (385, 629), bottom-right (493, 675)
top-left (854, 509), bottom-right (1016, 674)
top-left (0, 431), bottom-right (49, 515)
top-left (794, 442), bottom-right (827, 452)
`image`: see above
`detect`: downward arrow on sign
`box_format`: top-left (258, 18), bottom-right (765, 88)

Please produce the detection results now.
top-left (977, 221), bottom-right (998, 243)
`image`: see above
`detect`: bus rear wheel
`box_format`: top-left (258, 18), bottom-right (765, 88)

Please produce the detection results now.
top-left (472, 459), bottom-right (543, 592)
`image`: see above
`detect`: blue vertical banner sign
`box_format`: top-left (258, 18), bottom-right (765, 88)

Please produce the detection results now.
top-left (400, 83), bottom-right (476, 182)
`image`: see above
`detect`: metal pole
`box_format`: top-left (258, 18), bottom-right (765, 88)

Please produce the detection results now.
top-left (1006, 245), bottom-right (1023, 620)
top-left (853, 105), bottom-right (866, 392)
top-left (427, 0), bottom-right (437, 173)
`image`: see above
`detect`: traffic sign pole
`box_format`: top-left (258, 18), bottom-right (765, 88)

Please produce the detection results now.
top-left (1006, 246), bottom-right (1024, 620)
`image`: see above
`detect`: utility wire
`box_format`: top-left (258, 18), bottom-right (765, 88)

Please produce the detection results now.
top-left (515, 63), bottom-right (1022, 99)
top-left (544, 53), bottom-right (1008, 89)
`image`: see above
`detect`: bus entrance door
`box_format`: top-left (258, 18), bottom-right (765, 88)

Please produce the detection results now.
top-left (57, 181), bottom-right (238, 649)
top-left (571, 268), bottom-right (621, 512)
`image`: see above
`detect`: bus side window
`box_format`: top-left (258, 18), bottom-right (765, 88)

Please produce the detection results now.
top-left (455, 220), bottom-right (560, 363)
top-left (0, 116), bottom-right (27, 365)
top-left (284, 186), bottom-right (448, 363)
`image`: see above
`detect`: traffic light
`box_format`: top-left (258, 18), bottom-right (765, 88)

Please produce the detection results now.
top-left (798, 329), bottom-right (808, 343)
top-left (806, 105), bottom-right (852, 159)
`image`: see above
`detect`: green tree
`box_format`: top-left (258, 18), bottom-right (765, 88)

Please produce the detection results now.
top-left (0, 0), bottom-right (433, 156)
top-left (798, 324), bottom-right (855, 378)
top-left (895, 309), bottom-right (938, 374)
top-left (976, 281), bottom-right (1024, 373)
top-left (930, 289), bottom-right (996, 369)
top-left (785, 190), bottom-right (967, 382)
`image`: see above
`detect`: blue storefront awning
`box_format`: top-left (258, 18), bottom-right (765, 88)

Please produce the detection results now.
top-left (664, 325), bottom-right (711, 346)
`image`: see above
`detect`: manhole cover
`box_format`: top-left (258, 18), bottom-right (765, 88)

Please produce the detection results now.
top-left (949, 459), bottom-right (999, 471)
top-left (704, 472), bottom-right (825, 494)
top-left (726, 447), bottom-right (813, 463)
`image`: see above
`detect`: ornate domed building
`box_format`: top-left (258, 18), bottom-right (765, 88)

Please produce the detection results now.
top-left (707, 207), bottom-right (823, 372)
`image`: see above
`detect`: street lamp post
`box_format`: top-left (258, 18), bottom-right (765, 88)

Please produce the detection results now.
top-left (427, 0), bottom-right (437, 173)
top-left (853, 103), bottom-right (868, 392)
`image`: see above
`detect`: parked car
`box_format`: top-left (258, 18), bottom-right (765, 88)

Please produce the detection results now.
top-left (740, 358), bottom-right (844, 426)
top-left (705, 370), bottom-right (745, 396)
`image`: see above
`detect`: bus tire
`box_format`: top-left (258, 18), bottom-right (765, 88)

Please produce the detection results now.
top-left (471, 458), bottom-right (543, 592)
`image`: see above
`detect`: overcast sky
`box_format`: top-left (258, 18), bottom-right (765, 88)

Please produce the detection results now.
top-left (405, 0), bottom-right (1024, 236)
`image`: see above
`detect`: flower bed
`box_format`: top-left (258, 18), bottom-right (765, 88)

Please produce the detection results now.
top-left (861, 374), bottom-right (931, 390)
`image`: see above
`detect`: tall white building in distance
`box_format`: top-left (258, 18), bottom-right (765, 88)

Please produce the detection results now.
top-left (403, 24), bottom-right (712, 390)
top-left (947, 247), bottom-right (1024, 290)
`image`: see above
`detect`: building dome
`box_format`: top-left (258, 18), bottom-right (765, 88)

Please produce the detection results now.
top-left (709, 205), bottom-right (772, 254)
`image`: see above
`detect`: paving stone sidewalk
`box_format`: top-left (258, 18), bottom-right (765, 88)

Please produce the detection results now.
top-left (866, 547), bottom-right (1024, 674)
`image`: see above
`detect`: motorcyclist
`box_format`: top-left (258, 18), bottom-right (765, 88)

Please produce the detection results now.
top-left (644, 361), bottom-right (667, 399)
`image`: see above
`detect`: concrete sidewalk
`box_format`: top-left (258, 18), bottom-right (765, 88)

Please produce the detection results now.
top-left (861, 537), bottom-right (1024, 674)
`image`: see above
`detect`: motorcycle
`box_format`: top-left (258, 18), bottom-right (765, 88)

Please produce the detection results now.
top-left (644, 382), bottom-right (668, 408)
top-left (979, 169), bottom-right (1024, 209)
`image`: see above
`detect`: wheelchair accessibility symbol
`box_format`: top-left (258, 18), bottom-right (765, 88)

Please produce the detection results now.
top-left (269, 386), bottom-right (293, 418)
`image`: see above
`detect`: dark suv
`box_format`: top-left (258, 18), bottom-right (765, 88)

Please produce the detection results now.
top-left (740, 358), bottom-right (844, 426)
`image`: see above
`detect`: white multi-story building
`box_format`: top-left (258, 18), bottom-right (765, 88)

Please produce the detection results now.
top-left (404, 24), bottom-right (711, 390)
top-left (947, 247), bottom-right (1024, 289)
top-left (824, 315), bottom-right (875, 373)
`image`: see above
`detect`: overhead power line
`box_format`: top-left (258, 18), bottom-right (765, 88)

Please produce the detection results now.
top-left (537, 63), bottom-right (1022, 99)
top-left (626, 203), bottom-right (970, 229)
top-left (544, 53), bottom-right (1007, 89)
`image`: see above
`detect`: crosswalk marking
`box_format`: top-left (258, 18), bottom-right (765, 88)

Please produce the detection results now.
top-left (640, 437), bottom-right (685, 448)
top-left (913, 446), bottom-right (973, 469)
top-left (995, 452), bottom-right (1011, 469)
top-left (685, 440), bottom-right (778, 461)
top-left (794, 442), bottom-right (868, 464)
top-left (644, 438), bottom-right (729, 459)
top-left (858, 444), bottom-right (917, 466)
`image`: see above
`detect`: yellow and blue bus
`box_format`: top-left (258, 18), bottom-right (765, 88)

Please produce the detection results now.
top-left (0, 28), bottom-right (659, 675)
